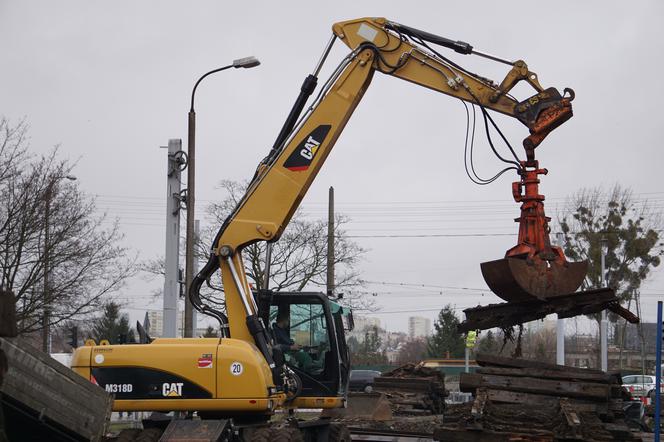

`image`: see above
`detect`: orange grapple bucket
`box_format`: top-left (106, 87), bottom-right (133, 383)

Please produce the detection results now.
top-left (481, 257), bottom-right (588, 302)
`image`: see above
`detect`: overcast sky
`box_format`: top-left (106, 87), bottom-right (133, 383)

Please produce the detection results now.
top-left (2, 1), bottom-right (663, 333)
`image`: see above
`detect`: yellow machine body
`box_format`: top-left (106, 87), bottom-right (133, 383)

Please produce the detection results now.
top-left (72, 338), bottom-right (280, 412)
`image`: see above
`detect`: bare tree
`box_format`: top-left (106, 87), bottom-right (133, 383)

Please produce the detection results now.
top-left (201, 180), bottom-right (369, 309)
top-left (140, 179), bottom-right (372, 317)
top-left (558, 184), bottom-right (663, 301)
top-left (395, 338), bottom-right (428, 365)
top-left (558, 185), bottom-right (663, 366)
top-left (0, 117), bottom-right (28, 186)
top-left (0, 121), bottom-right (136, 334)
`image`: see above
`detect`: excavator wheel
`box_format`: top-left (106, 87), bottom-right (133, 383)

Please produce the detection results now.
top-left (271, 426), bottom-right (304, 442)
top-left (246, 426), bottom-right (304, 442)
top-left (480, 257), bottom-right (587, 302)
top-left (245, 427), bottom-right (272, 442)
top-left (329, 423), bottom-right (352, 442)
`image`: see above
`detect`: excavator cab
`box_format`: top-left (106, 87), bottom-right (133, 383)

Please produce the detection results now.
top-left (257, 291), bottom-right (351, 408)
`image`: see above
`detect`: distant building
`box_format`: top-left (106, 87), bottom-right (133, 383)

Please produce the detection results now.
top-left (147, 311), bottom-right (164, 337)
top-left (408, 316), bottom-right (431, 338)
top-left (354, 316), bottom-right (381, 332)
top-left (346, 315), bottom-right (382, 342)
top-left (146, 310), bottom-right (184, 337)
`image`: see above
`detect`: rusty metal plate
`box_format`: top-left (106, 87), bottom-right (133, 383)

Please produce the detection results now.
top-left (480, 258), bottom-right (587, 302)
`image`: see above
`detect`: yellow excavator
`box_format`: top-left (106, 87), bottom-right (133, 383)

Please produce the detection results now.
top-left (72, 16), bottom-right (607, 441)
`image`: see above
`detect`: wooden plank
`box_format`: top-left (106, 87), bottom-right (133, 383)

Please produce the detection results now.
top-left (0, 350), bottom-right (6, 385)
top-left (0, 337), bottom-right (111, 441)
top-left (482, 388), bottom-right (561, 407)
top-left (460, 373), bottom-right (610, 401)
top-left (374, 381), bottom-right (437, 392)
top-left (475, 353), bottom-right (605, 375)
top-left (471, 388), bottom-right (488, 417)
top-left (0, 290), bottom-right (17, 338)
top-left (602, 422), bottom-right (635, 440)
top-left (477, 366), bottom-right (612, 383)
top-left (458, 288), bottom-right (639, 332)
top-left (433, 427), bottom-right (555, 442)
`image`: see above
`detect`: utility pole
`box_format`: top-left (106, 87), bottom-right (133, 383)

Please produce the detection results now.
top-left (654, 301), bottom-right (662, 442)
top-left (191, 219), bottom-right (200, 336)
top-left (326, 186), bottom-right (335, 296)
top-left (162, 139), bottom-right (183, 338)
top-left (557, 315), bottom-right (565, 365)
top-left (184, 101), bottom-right (196, 338)
top-left (600, 237), bottom-right (608, 372)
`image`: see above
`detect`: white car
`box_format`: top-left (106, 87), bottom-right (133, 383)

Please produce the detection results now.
top-left (622, 374), bottom-right (663, 399)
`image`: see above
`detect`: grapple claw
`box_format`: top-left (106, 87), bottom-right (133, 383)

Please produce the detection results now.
top-left (481, 257), bottom-right (588, 302)
top-left (480, 155), bottom-right (587, 303)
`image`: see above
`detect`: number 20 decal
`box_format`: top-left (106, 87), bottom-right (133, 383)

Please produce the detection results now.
top-left (230, 362), bottom-right (243, 376)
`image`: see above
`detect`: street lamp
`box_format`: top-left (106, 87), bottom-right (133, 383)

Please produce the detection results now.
top-left (184, 56), bottom-right (260, 337)
top-left (42, 174), bottom-right (76, 353)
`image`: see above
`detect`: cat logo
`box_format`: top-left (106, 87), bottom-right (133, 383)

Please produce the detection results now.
top-left (283, 125), bottom-right (331, 172)
top-left (162, 382), bottom-right (184, 397)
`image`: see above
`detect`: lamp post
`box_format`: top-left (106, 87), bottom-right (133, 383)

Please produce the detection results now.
top-left (184, 56), bottom-right (260, 337)
top-left (42, 174), bottom-right (76, 353)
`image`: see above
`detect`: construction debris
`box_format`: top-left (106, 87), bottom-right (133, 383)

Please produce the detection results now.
top-left (373, 363), bottom-right (447, 416)
top-left (0, 288), bottom-right (17, 442)
top-left (0, 289), bottom-right (112, 441)
top-left (435, 353), bottom-right (639, 441)
top-left (0, 289), bottom-right (16, 339)
top-left (458, 287), bottom-right (639, 333)
top-left (324, 363), bottom-right (447, 436)
top-left (322, 392), bottom-right (393, 421)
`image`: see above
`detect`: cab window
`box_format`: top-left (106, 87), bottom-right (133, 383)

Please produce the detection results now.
top-left (270, 302), bottom-right (330, 376)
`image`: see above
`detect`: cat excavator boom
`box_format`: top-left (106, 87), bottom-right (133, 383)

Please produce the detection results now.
top-left (72, 17), bottom-right (639, 441)
top-left (194, 16), bottom-right (586, 346)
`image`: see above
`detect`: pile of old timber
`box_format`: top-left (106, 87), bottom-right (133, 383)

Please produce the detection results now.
top-left (0, 288), bottom-right (112, 441)
top-left (436, 353), bottom-right (638, 441)
top-left (373, 363), bottom-right (447, 415)
top-left (325, 363), bottom-right (446, 429)
top-left (0, 288), bottom-right (17, 442)
top-left (458, 288), bottom-right (639, 333)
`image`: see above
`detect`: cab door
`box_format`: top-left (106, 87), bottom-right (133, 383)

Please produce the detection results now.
top-left (266, 293), bottom-right (342, 398)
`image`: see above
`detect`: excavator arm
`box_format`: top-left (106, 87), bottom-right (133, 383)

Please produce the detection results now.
top-left (191, 17), bottom-right (584, 352)
top-left (335, 18), bottom-right (575, 153)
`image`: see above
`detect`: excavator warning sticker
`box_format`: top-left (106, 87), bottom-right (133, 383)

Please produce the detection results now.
top-left (197, 353), bottom-right (213, 369)
top-left (283, 125), bottom-right (331, 172)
